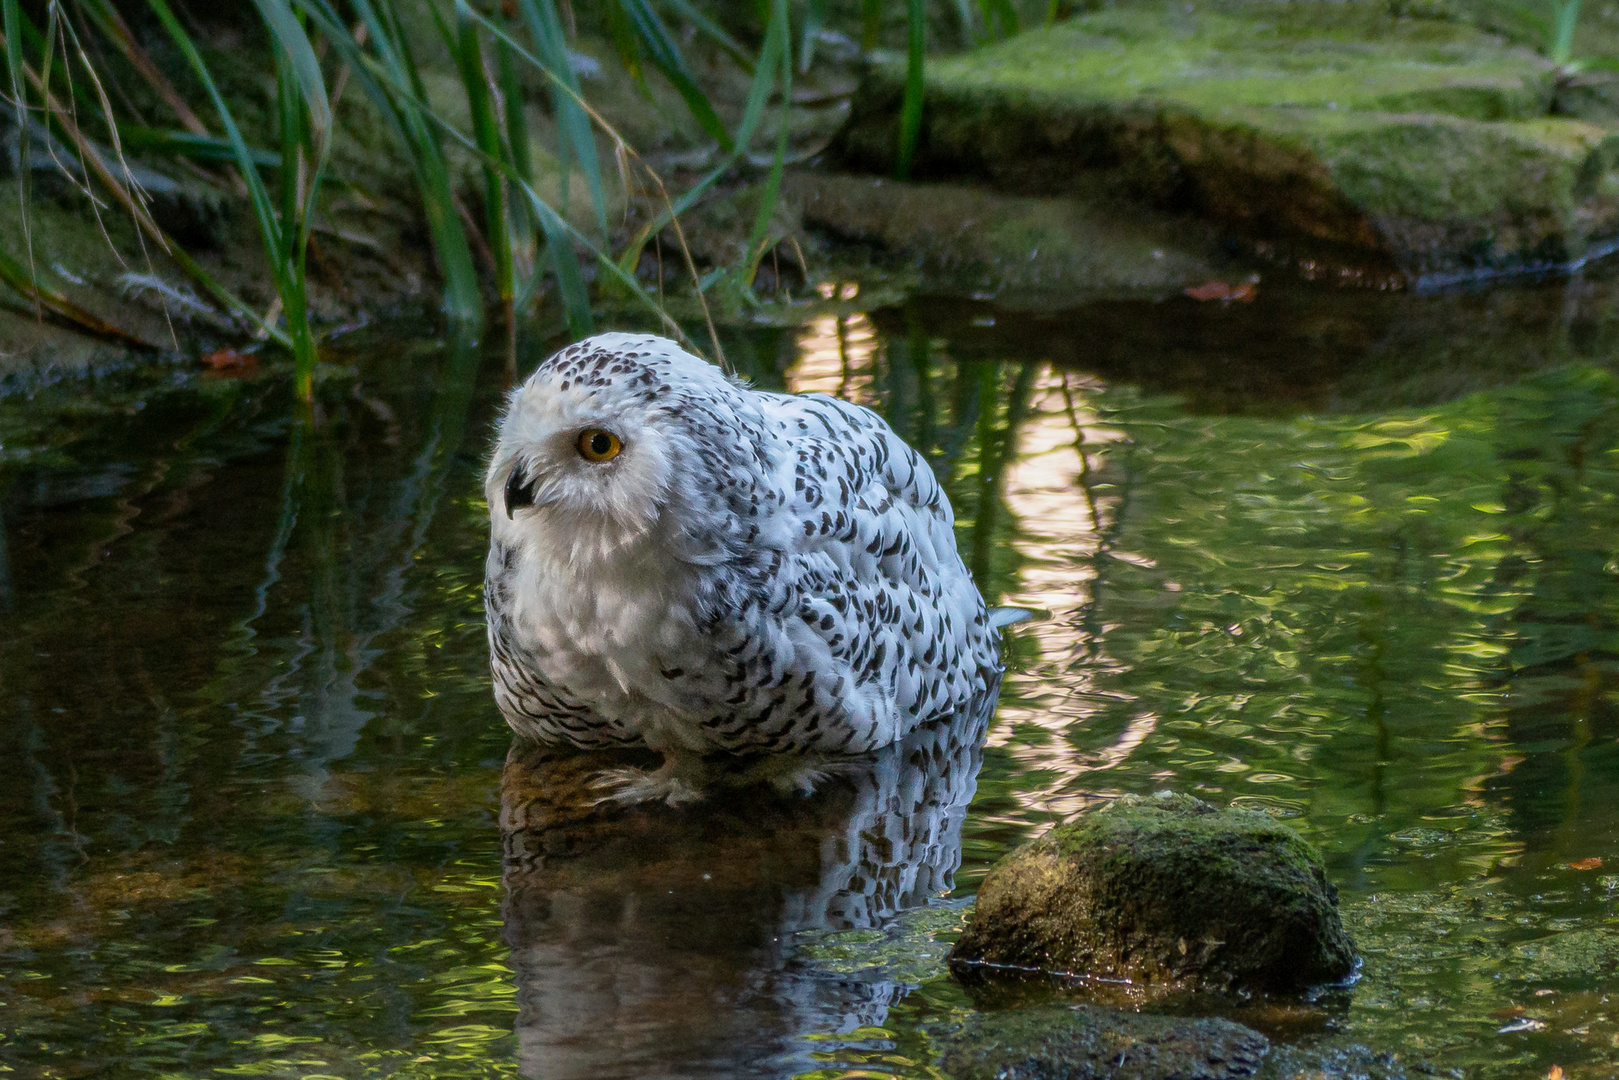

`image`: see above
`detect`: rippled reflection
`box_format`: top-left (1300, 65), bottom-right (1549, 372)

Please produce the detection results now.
top-left (499, 686), bottom-right (995, 1079)
top-left (7, 272), bottom-right (1619, 1077)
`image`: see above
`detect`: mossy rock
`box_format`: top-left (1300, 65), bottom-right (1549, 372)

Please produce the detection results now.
top-left (786, 172), bottom-right (1218, 299)
top-left (832, 0), bottom-right (1619, 284)
top-left (937, 1003), bottom-right (1270, 1080)
top-left (949, 793), bottom-right (1357, 993)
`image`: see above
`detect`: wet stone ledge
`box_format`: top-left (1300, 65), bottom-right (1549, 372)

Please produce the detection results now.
top-left (831, 0), bottom-right (1619, 287)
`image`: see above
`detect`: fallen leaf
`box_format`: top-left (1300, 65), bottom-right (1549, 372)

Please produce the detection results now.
top-left (1184, 279), bottom-right (1260, 303)
top-left (1568, 857), bottom-right (1603, 870)
top-left (1184, 280), bottom-right (1234, 301)
top-left (200, 348), bottom-right (255, 370)
top-left (1547, 1066), bottom-right (1564, 1080)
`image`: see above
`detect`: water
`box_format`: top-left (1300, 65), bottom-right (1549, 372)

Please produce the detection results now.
top-left (3, 268), bottom-right (1619, 1078)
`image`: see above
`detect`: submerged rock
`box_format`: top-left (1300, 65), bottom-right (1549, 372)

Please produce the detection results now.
top-left (833, 0), bottom-right (1619, 286)
top-left (1255, 1041), bottom-right (1409, 1080)
top-left (949, 793), bottom-right (1357, 993)
top-left (938, 1003), bottom-right (1270, 1080)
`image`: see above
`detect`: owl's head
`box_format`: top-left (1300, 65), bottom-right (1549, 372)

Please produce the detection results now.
top-left (486, 333), bottom-right (747, 554)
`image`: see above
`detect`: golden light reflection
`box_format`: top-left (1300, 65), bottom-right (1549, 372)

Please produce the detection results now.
top-left (788, 311), bottom-right (878, 404)
top-left (989, 365), bottom-right (1141, 819)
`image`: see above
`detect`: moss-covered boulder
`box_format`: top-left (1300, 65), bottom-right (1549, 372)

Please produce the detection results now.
top-left (938, 1003), bottom-right (1271, 1080)
top-left (949, 793), bottom-right (1356, 993)
top-left (832, 0), bottom-right (1619, 285)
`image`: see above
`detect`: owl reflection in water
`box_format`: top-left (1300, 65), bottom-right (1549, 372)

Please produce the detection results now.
top-left (484, 333), bottom-right (1001, 803)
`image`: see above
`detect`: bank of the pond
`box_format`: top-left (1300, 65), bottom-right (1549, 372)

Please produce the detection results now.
top-left (833, 0), bottom-right (1619, 287)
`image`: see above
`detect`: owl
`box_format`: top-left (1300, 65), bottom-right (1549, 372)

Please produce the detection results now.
top-left (484, 332), bottom-right (1001, 802)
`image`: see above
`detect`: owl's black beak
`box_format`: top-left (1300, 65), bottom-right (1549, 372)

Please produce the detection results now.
top-left (505, 464), bottom-right (537, 518)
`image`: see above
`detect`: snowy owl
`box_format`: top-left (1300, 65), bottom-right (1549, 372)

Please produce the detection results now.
top-left (484, 332), bottom-right (1000, 803)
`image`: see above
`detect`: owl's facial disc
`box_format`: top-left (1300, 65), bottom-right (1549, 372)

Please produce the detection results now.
top-left (503, 427), bottom-right (627, 518)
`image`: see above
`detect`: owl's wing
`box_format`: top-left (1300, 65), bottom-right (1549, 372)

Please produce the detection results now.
top-left (747, 392), bottom-right (995, 747)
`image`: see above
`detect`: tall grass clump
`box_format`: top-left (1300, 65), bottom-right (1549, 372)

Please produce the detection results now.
top-left (0, 1), bottom-right (1035, 394)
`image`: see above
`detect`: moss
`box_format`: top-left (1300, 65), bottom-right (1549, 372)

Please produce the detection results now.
top-left (832, 0), bottom-right (1619, 281)
top-left (928, 5), bottom-right (1550, 121)
top-left (948, 793), bottom-right (1357, 994)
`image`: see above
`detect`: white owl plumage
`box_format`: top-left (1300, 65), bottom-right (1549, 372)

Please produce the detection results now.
top-left (484, 332), bottom-right (998, 800)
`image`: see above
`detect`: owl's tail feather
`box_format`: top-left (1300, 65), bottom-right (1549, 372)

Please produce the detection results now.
top-left (989, 606), bottom-right (1041, 630)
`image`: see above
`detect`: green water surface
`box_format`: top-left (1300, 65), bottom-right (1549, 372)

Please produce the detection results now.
top-left (3, 270), bottom-right (1619, 1078)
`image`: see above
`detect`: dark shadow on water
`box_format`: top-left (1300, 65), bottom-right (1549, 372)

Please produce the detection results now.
top-left (499, 684), bottom-right (996, 1080)
top-left (861, 263), bottom-right (1619, 416)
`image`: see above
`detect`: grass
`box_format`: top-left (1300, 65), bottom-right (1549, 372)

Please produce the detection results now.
top-left (0, 1), bottom-right (1023, 397)
top-left (1482, 0), bottom-right (1619, 79)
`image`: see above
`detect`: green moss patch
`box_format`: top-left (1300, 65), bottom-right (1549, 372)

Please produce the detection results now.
top-left (832, 1), bottom-right (1619, 283)
top-left (948, 792), bottom-right (1357, 994)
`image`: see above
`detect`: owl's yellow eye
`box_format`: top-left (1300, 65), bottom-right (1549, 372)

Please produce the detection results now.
top-left (576, 428), bottom-right (622, 462)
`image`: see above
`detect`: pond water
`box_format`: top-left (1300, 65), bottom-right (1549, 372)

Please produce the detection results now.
top-left (3, 267), bottom-right (1619, 1079)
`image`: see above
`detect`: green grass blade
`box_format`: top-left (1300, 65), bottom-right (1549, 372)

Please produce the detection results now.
top-left (275, 48), bottom-right (301, 268)
top-left (745, 0), bottom-right (790, 280)
top-left (951, 0), bottom-right (977, 46)
top-left (534, 196), bottom-right (593, 338)
top-left (257, 0), bottom-right (333, 397)
top-left (660, 0), bottom-right (755, 72)
top-left (148, 0), bottom-right (332, 393)
top-left (118, 126), bottom-right (280, 166)
top-left (455, 1), bottom-right (514, 303)
top-left (306, 0), bottom-right (484, 326)
top-left (798, 0), bottom-right (828, 70)
top-left (253, 0), bottom-right (331, 150)
top-left (498, 31), bottom-right (533, 226)
top-left (514, 0), bottom-right (607, 235)
top-left (614, 0), bottom-right (733, 151)
top-left (861, 0), bottom-right (882, 50)
top-left (980, 0), bottom-right (1019, 38)
top-left (896, 0), bottom-right (926, 180)
top-left (369, 45), bottom-right (700, 347)
top-left (2, 0), bottom-right (25, 134)
top-left (143, 1), bottom-right (292, 292)
top-left (274, 51), bottom-right (314, 394)
top-left (2, 0), bottom-right (36, 305)
top-left (614, 0), bottom-right (786, 274)
top-left (1552, 0), bottom-right (1582, 66)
